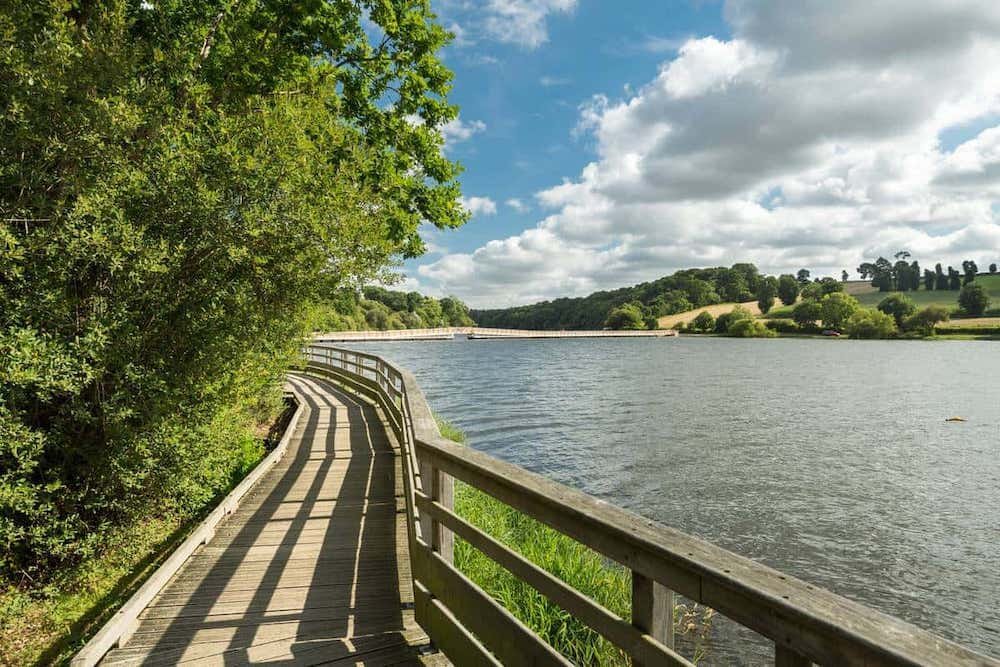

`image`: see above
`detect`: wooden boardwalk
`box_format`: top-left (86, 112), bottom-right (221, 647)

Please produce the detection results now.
top-left (101, 373), bottom-right (442, 666)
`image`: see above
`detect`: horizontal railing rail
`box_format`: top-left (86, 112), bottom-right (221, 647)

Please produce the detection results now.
top-left (303, 344), bottom-right (998, 667)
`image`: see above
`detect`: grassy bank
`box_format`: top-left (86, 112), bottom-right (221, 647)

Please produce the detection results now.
top-left (438, 418), bottom-right (712, 664)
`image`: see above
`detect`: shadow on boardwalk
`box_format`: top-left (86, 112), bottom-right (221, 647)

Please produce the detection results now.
top-left (101, 374), bottom-right (433, 665)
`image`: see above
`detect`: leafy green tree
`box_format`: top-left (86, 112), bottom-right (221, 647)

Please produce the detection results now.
top-left (958, 283), bottom-right (990, 316)
top-left (877, 294), bottom-right (917, 326)
top-left (792, 301), bottom-right (823, 329)
top-left (715, 306), bottom-right (753, 333)
top-left (604, 303), bottom-right (646, 330)
top-left (796, 268), bottom-right (811, 285)
top-left (910, 261), bottom-right (921, 290)
top-left (949, 266), bottom-right (962, 290)
top-left (691, 311), bottom-right (715, 332)
top-left (716, 269), bottom-right (751, 302)
top-left (990, 263), bottom-right (997, 274)
top-left (923, 269), bottom-right (936, 291)
top-left (727, 319), bottom-right (777, 338)
top-left (820, 293), bottom-right (861, 330)
top-left (0, 0), bottom-right (464, 577)
top-left (777, 275), bottom-right (800, 306)
top-left (962, 260), bottom-right (979, 285)
top-left (903, 306), bottom-right (950, 335)
top-left (935, 263), bottom-right (948, 290)
top-left (756, 277), bottom-right (778, 314)
top-left (842, 270), bottom-right (849, 282)
top-left (846, 309), bottom-right (897, 339)
top-left (440, 297), bottom-right (475, 327)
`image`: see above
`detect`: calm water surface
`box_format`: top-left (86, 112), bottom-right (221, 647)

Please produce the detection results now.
top-left (348, 337), bottom-right (999, 663)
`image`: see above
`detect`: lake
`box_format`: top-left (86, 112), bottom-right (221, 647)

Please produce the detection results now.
top-left (345, 336), bottom-right (999, 663)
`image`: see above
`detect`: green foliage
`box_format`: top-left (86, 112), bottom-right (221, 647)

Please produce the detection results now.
top-left (1, 0), bottom-right (463, 582)
top-left (819, 293), bottom-right (860, 330)
top-left (756, 277), bottom-right (777, 314)
top-left (472, 265), bottom-right (776, 330)
top-left (714, 306), bottom-right (753, 333)
top-left (604, 303), bottom-right (646, 330)
top-left (726, 319), bottom-right (777, 338)
top-left (690, 311), bottom-right (716, 333)
top-left (777, 274), bottom-right (800, 306)
top-left (764, 318), bottom-right (799, 333)
top-left (958, 283), bottom-right (990, 316)
top-left (309, 288), bottom-right (474, 331)
top-left (876, 294), bottom-right (917, 326)
top-left (792, 301), bottom-right (823, 330)
top-left (845, 309), bottom-right (897, 339)
top-left (903, 306), bottom-right (950, 335)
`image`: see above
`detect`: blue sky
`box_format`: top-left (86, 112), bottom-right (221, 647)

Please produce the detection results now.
top-left (406, 1), bottom-right (1000, 308)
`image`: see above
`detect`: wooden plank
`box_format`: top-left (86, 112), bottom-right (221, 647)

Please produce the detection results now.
top-left (73, 392), bottom-right (306, 667)
top-left (632, 572), bottom-right (676, 666)
top-left (414, 582), bottom-right (500, 667)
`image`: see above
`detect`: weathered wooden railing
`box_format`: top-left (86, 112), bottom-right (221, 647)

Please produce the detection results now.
top-left (303, 344), bottom-right (997, 667)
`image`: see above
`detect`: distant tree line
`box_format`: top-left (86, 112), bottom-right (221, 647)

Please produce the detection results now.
top-left (473, 264), bottom-right (768, 330)
top-left (311, 287), bottom-right (474, 331)
top-left (857, 250), bottom-right (990, 292)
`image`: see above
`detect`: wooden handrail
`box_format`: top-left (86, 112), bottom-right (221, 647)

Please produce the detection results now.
top-left (302, 345), bottom-right (998, 667)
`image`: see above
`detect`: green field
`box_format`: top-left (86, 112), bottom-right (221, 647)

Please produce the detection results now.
top-left (851, 274), bottom-right (1000, 309)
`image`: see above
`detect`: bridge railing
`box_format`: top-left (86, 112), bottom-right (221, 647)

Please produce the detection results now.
top-left (303, 344), bottom-right (996, 667)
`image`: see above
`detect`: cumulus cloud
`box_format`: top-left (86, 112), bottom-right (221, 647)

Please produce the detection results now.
top-left (506, 198), bottom-right (529, 212)
top-left (422, 0), bottom-right (1000, 307)
top-left (482, 0), bottom-right (577, 49)
top-left (460, 196), bottom-right (498, 217)
top-left (441, 116), bottom-right (487, 148)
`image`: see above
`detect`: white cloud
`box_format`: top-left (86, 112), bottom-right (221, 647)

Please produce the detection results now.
top-left (506, 198), bottom-right (529, 212)
top-left (441, 116), bottom-right (487, 148)
top-left (421, 1), bottom-right (1000, 307)
top-left (460, 196), bottom-right (498, 217)
top-left (482, 0), bottom-right (577, 49)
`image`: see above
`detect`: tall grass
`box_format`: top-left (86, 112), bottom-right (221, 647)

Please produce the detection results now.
top-left (437, 417), bottom-right (714, 665)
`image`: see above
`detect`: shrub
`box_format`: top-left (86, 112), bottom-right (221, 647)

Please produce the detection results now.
top-left (690, 311), bottom-right (716, 332)
top-left (903, 305), bottom-right (950, 335)
top-left (727, 318), bottom-right (777, 337)
top-left (715, 306), bottom-right (753, 333)
top-left (792, 301), bottom-right (823, 330)
top-left (877, 294), bottom-right (916, 326)
top-left (604, 303), bottom-right (646, 330)
top-left (819, 292), bottom-right (860, 330)
top-left (845, 309), bottom-right (897, 339)
top-left (958, 283), bottom-right (990, 317)
top-left (765, 318), bottom-right (799, 333)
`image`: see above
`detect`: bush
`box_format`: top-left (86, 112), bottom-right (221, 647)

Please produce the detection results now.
top-left (764, 318), bottom-right (799, 333)
top-left (791, 300), bottom-right (823, 330)
top-left (690, 311), bottom-right (716, 332)
top-left (819, 292), bottom-right (861, 330)
top-left (958, 283), bottom-right (990, 317)
top-left (715, 306), bottom-right (753, 333)
top-left (845, 309), bottom-right (897, 339)
top-left (727, 318), bottom-right (777, 337)
top-left (604, 303), bottom-right (646, 330)
top-left (877, 294), bottom-right (916, 326)
top-left (903, 305), bottom-right (950, 335)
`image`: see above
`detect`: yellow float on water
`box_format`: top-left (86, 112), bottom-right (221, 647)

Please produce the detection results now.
top-left (945, 416), bottom-right (967, 422)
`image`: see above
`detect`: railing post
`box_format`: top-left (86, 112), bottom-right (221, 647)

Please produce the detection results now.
top-left (631, 571), bottom-right (673, 664)
top-left (421, 461), bottom-right (454, 563)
